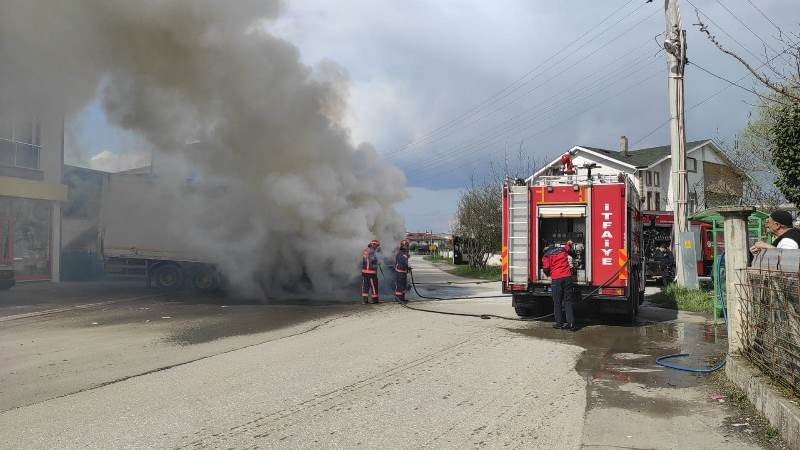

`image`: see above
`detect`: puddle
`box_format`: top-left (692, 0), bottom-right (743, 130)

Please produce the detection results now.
top-left (510, 312), bottom-right (729, 418)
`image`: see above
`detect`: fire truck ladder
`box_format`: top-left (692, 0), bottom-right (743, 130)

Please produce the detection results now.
top-left (507, 186), bottom-right (530, 288)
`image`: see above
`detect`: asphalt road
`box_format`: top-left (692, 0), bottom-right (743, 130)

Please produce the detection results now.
top-left (0, 259), bottom-right (771, 449)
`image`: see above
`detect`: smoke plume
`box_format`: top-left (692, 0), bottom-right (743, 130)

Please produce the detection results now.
top-left (0, 0), bottom-right (406, 298)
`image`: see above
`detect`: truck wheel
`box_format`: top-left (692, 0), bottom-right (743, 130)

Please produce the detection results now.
top-left (152, 264), bottom-right (184, 289)
top-left (0, 279), bottom-right (14, 290)
top-left (192, 267), bottom-right (220, 291)
top-left (514, 306), bottom-right (533, 317)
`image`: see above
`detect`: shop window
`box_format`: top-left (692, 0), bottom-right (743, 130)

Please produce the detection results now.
top-left (0, 197), bottom-right (52, 280)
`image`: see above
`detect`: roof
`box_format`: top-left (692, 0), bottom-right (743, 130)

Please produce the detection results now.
top-left (578, 139), bottom-right (712, 168)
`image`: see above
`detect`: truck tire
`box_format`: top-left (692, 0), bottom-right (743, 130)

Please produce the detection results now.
top-left (514, 306), bottom-right (533, 317)
top-left (192, 267), bottom-right (220, 292)
top-left (152, 263), bottom-right (184, 289)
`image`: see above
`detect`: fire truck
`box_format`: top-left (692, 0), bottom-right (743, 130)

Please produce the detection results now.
top-left (501, 163), bottom-right (644, 321)
top-left (641, 212), bottom-right (713, 283)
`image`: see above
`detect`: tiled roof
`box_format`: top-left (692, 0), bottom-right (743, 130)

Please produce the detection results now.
top-left (578, 139), bottom-right (712, 168)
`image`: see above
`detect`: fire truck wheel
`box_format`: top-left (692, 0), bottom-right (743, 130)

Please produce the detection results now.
top-left (152, 263), bottom-right (184, 289)
top-left (514, 306), bottom-right (533, 317)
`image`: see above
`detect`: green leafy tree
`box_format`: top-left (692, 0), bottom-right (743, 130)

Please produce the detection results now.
top-left (771, 104), bottom-right (800, 205)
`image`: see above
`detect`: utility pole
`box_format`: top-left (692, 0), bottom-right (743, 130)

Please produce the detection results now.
top-left (664, 0), bottom-right (698, 288)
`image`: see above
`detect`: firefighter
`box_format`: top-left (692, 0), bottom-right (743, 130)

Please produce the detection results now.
top-left (542, 240), bottom-right (576, 330)
top-left (361, 240), bottom-right (381, 304)
top-left (394, 239), bottom-right (411, 303)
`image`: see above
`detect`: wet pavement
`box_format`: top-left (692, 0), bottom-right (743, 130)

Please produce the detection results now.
top-left (0, 260), bottom-right (782, 448)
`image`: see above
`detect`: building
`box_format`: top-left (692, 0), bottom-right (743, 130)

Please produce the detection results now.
top-left (529, 137), bottom-right (745, 213)
top-left (0, 113), bottom-right (67, 282)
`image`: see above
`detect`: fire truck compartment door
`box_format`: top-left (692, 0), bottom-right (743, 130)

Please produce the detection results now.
top-left (538, 206), bottom-right (586, 218)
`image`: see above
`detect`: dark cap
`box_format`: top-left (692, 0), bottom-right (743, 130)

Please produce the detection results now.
top-left (770, 209), bottom-right (794, 228)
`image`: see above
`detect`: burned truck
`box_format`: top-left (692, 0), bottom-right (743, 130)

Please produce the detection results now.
top-left (100, 170), bottom-right (221, 291)
top-left (501, 170), bottom-right (644, 321)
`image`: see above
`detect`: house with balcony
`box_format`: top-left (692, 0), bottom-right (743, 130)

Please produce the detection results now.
top-left (528, 137), bottom-right (745, 213)
top-left (0, 113), bottom-right (67, 281)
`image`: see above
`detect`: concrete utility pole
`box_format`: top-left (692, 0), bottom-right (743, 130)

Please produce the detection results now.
top-left (664, 0), bottom-right (698, 288)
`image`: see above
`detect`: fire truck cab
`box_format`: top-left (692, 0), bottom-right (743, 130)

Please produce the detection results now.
top-left (502, 169), bottom-right (644, 322)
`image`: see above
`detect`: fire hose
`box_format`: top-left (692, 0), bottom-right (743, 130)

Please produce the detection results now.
top-left (655, 254), bottom-right (727, 373)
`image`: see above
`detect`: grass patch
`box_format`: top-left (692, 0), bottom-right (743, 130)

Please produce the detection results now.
top-left (449, 265), bottom-right (501, 281)
top-left (423, 254), bottom-right (448, 262)
top-left (649, 283), bottom-right (713, 313)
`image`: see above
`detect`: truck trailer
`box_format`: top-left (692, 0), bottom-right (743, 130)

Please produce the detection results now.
top-left (501, 171), bottom-right (644, 321)
top-left (100, 172), bottom-right (221, 291)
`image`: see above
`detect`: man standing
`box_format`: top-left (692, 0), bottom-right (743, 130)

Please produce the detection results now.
top-left (542, 241), bottom-right (576, 330)
top-left (361, 240), bottom-right (381, 304)
top-left (394, 239), bottom-right (411, 303)
top-left (750, 210), bottom-right (800, 253)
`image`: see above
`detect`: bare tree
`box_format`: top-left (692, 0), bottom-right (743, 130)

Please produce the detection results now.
top-left (451, 146), bottom-right (541, 268)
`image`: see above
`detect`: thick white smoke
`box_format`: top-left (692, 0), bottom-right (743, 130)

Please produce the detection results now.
top-left (0, 0), bottom-right (406, 298)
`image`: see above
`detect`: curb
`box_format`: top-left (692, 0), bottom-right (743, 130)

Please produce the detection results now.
top-left (726, 355), bottom-right (800, 448)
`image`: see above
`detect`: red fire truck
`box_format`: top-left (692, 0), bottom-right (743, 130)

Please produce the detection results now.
top-left (641, 212), bottom-right (713, 282)
top-left (501, 171), bottom-right (644, 321)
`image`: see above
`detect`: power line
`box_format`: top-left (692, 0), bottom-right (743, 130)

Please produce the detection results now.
top-left (689, 61), bottom-right (791, 106)
top-left (399, 50), bottom-right (659, 171)
top-left (393, 7), bottom-right (661, 165)
top-left (744, 0), bottom-right (783, 36)
top-left (631, 49), bottom-right (792, 147)
top-left (411, 68), bottom-right (662, 180)
top-left (711, 0), bottom-right (791, 68)
top-left (391, 36), bottom-right (659, 167)
top-left (685, 0), bottom-right (769, 67)
top-left (393, 0), bottom-right (649, 153)
top-left (407, 52), bottom-right (659, 172)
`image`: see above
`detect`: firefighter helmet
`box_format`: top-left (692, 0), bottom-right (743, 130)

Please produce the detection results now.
top-left (369, 239), bottom-right (380, 248)
top-left (400, 239), bottom-right (409, 249)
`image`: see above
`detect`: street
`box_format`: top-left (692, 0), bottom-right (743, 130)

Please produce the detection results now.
top-left (0, 257), bottom-right (766, 449)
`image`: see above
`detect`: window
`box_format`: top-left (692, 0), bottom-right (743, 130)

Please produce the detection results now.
top-left (0, 118), bottom-right (41, 170)
top-left (646, 192), bottom-right (652, 210)
top-left (653, 172), bottom-right (660, 187)
top-left (655, 192), bottom-right (661, 210)
top-left (688, 192), bottom-right (698, 212)
top-left (645, 171), bottom-right (652, 186)
top-left (687, 157), bottom-right (697, 173)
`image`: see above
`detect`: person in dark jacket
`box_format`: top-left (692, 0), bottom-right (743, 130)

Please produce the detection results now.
top-left (750, 209), bottom-right (800, 252)
top-left (361, 240), bottom-right (381, 304)
top-left (542, 241), bottom-right (576, 330)
top-left (394, 239), bottom-right (411, 303)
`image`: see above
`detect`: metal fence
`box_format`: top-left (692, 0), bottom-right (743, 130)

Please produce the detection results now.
top-left (736, 250), bottom-right (800, 396)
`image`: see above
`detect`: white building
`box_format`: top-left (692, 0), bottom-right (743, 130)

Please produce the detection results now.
top-left (528, 137), bottom-right (745, 213)
top-left (0, 113), bottom-right (67, 281)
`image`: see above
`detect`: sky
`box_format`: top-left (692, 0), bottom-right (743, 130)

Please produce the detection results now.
top-left (67, 0), bottom-right (800, 232)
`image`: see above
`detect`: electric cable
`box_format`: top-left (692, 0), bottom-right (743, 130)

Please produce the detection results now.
top-left (393, 0), bottom-right (644, 153)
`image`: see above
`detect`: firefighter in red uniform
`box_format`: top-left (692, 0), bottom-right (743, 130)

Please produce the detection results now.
top-left (394, 239), bottom-right (411, 303)
top-left (542, 240), bottom-right (576, 330)
top-left (361, 240), bottom-right (381, 304)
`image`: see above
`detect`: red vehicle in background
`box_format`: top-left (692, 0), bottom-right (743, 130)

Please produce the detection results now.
top-left (501, 169), bottom-right (645, 322)
top-left (641, 212), bottom-right (713, 284)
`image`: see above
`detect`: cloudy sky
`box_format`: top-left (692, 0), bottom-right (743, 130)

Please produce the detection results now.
top-left (67, 0), bottom-right (800, 232)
